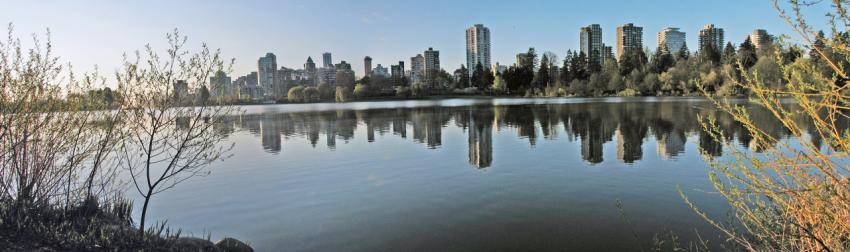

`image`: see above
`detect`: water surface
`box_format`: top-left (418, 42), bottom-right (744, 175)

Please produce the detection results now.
top-left (140, 97), bottom-right (800, 251)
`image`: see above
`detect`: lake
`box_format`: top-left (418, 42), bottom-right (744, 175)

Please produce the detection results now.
top-left (138, 97), bottom-right (798, 251)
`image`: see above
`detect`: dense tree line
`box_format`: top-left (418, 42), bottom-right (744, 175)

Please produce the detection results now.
top-left (485, 36), bottom-right (817, 97)
top-left (280, 31), bottom-right (844, 102)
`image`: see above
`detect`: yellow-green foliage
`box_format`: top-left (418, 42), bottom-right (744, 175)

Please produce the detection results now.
top-left (288, 85), bottom-right (304, 102)
top-left (686, 1), bottom-right (850, 251)
top-left (335, 86), bottom-right (352, 102)
top-left (353, 84), bottom-right (370, 98)
top-left (616, 88), bottom-right (638, 97)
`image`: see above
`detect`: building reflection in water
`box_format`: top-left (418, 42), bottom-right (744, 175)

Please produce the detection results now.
top-left (213, 101), bottom-right (830, 168)
top-left (468, 107), bottom-right (494, 168)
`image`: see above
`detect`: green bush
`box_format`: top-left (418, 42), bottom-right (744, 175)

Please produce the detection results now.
top-left (335, 86), bottom-right (352, 102)
top-left (288, 85), bottom-right (305, 102)
top-left (617, 88), bottom-right (638, 97)
top-left (317, 83), bottom-right (333, 100)
top-left (353, 84), bottom-right (370, 99)
top-left (303, 86), bottom-right (320, 102)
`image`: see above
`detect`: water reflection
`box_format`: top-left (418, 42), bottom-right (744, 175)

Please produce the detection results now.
top-left (214, 99), bottom-right (831, 167)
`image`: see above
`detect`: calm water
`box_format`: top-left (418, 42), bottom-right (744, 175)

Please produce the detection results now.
top-left (138, 97), bottom-right (801, 251)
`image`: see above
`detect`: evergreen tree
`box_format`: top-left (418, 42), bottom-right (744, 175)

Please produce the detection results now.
top-left (485, 68), bottom-right (495, 88)
top-left (782, 45), bottom-right (803, 64)
top-left (810, 30), bottom-right (826, 62)
top-left (739, 37), bottom-right (758, 70)
top-left (650, 45), bottom-right (675, 73)
top-left (454, 64), bottom-right (469, 88)
top-left (534, 54), bottom-right (551, 88)
top-left (619, 49), bottom-right (648, 76)
top-left (723, 42), bottom-right (737, 65)
top-left (527, 47), bottom-right (539, 70)
top-left (471, 62), bottom-right (487, 89)
top-left (571, 51), bottom-right (589, 80)
top-left (676, 45), bottom-right (690, 61)
top-left (560, 50), bottom-right (574, 85)
top-left (503, 65), bottom-right (534, 92)
top-left (699, 44), bottom-right (721, 65)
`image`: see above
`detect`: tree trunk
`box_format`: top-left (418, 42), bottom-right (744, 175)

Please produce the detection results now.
top-left (139, 191), bottom-right (152, 234)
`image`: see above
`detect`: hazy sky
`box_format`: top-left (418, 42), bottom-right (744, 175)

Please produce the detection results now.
top-left (3, 0), bottom-right (832, 80)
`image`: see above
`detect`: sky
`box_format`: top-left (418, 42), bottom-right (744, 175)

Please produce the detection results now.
top-left (2, 0), bottom-right (834, 82)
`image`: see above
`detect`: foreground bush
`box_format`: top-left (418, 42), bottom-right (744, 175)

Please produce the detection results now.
top-left (686, 1), bottom-right (850, 251)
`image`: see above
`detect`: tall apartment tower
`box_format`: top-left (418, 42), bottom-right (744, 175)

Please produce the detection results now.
top-left (466, 24), bottom-right (491, 75)
top-left (363, 56), bottom-right (373, 77)
top-left (304, 57), bottom-right (317, 82)
top-left (580, 24), bottom-right (603, 64)
top-left (424, 47), bottom-right (440, 87)
top-left (322, 52), bottom-right (333, 68)
top-left (657, 27), bottom-right (687, 53)
top-left (750, 29), bottom-right (773, 49)
top-left (209, 70), bottom-right (232, 98)
top-left (410, 54), bottom-right (425, 81)
top-left (257, 53), bottom-right (277, 94)
top-left (616, 23), bottom-right (643, 59)
top-left (391, 61), bottom-right (405, 79)
top-left (424, 47), bottom-right (440, 74)
top-left (698, 24), bottom-right (725, 51)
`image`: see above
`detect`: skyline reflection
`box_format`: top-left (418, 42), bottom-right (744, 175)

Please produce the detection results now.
top-left (215, 100), bottom-right (828, 168)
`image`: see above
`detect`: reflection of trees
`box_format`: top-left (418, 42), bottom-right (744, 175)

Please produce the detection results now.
top-left (225, 100), bottom-right (820, 167)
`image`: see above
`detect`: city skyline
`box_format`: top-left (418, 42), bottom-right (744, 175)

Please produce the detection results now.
top-left (2, 0), bottom-right (832, 83)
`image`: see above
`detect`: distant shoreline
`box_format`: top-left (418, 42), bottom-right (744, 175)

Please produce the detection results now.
top-left (231, 94), bottom-right (745, 106)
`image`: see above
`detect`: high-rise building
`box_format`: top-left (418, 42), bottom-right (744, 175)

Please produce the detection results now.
top-left (602, 44), bottom-right (614, 63)
top-left (317, 67), bottom-right (336, 86)
top-left (334, 61), bottom-right (352, 71)
top-left (322, 52), bottom-right (333, 68)
top-left (580, 24), bottom-right (603, 64)
top-left (363, 56), bottom-right (372, 77)
top-left (391, 61), bottom-right (405, 79)
top-left (616, 23), bottom-right (643, 59)
top-left (750, 29), bottom-right (773, 49)
top-left (209, 70), bottom-right (232, 98)
top-left (516, 51), bottom-right (533, 69)
top-left (699, 24), bottom-right (724, 51)
top-left (258, 53), bottom-right (277, 96)
top-left (466, 24), bottom-right (491, 75)
top-left (410, 54), bottom-right (425, 82)
top-left (372, 64), bottom-right (390, 77)
top-left (424, 47), bottom-right (440, 74)
top-left (304, 57), bottom-right (317, 82)
top-left (657, 27), bottom-right (687, 53)
top-left (424, 47), bottom-right (440, 88)
top-left (334, 61), bottom-right (355, 87)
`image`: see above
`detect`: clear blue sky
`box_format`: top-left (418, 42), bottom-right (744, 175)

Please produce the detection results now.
top-left (3, 0), bottom-right (832, 80)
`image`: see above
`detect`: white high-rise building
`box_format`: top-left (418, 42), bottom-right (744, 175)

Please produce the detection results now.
top-left (466, 24), bottom-right (491, 76)
top-left (258, 53), bottom-right (277, 95)
top-left (657, 27), bottom-right (687, 53)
